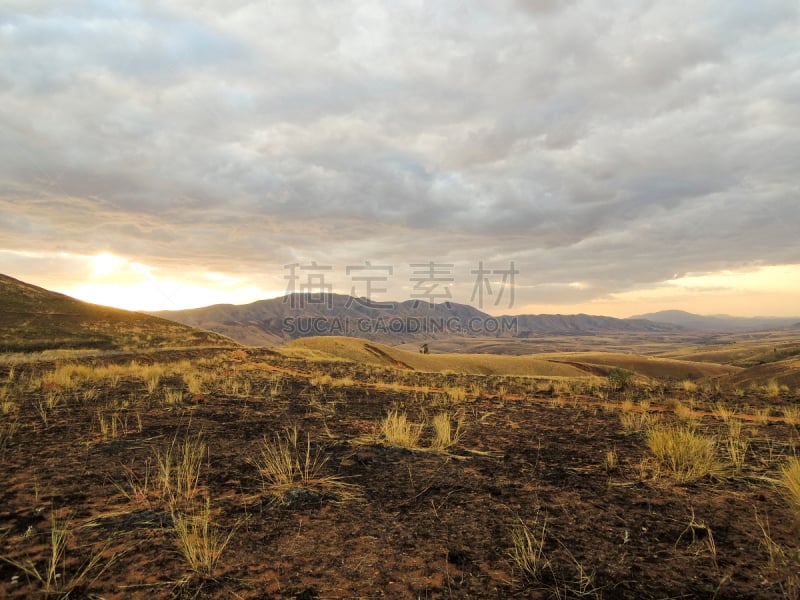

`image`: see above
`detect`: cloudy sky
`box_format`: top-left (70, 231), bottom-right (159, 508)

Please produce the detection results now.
top-left (1, 0), bottom-right (799, 317)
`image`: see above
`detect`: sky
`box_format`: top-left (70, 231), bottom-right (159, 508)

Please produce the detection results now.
top-left (1, 0), bottom-right (799, 317)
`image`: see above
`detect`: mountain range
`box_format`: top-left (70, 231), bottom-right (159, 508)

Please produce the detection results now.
top-left (632, 310), bottom-right (800, 332)
top-left (152, 292), bottom-right (682, 346)
top-left (3, 272), bottom-right (798, 351)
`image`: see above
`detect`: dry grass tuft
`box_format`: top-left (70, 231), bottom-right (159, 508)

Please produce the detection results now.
top-left (765, 380), bottom-right (781, 398)
top-left (254, 427), bottom-right (360, 504)
top-left (780, 457), bottom-right (800, 521)
top-left (681, 380), bottom-right (698, 393)
top-left (380, 410), bottom-right (424, 449)
top-left (429, 412), bottom-right (465, 451)
top-left (673, 401), bottom-right (697, 423)
top-left (603, 449), bottom-right (618, 473)
top-left (647, 425), bottom-right (724, 483)
top-left (445, 386), bottom-right (468, 404)
top-left (712, 401), bottom-right (734, 422)
top-left (510, 514), bottom-right (550, 582)
top-left (1, 510), bottom-right (123, 595)
top-left (619, 410), bottom-right (656, 434)
top-left (172, 498), bottom-right (236, 576)
top-left (783, 406), bottom-right (800, 425)
top-left (724, 419), bottom-right (749, 475)
top-left (155, 433), bottom-right (206, 505)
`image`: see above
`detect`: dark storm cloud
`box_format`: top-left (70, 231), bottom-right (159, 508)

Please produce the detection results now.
top-left (1, 0), bottom-right (799, 306)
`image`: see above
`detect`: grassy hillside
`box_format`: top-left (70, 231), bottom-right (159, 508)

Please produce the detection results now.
top-left (283, 336), bottom-right (588, 377)
top-left (0, 274), bottom-right (237, 352)
top-left (538, 351), bottom-right (741, 380)
top-left (285, 336), bottom-right (748, 381)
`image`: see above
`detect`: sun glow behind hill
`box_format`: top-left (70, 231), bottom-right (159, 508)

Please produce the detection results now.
top-left (4, 250), bottom-right (285, 312)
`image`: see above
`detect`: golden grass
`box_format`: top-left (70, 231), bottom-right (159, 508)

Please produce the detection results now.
top-left (155, 433), bottom-right (206, 505)
top-left (783, 406), bottom-right (800, 425)
top-left (765, 380), bottom-right (781, 398)
top-left (171, 498), bottom-right (235, 576)
top-left (254, 427), bottom-right (359, 504)
top-left (673, 401), bottom-right (696, 422)
top-left (712, 401), bottom-right (734, 422)
top-left (1, 511), bottom-right (122, 595)
top-left (753, 407), bottom-right (772, 425)
top-left (603, 449), bottom-right (618, 473)
top-left (647, 425), bottom-right (724, 483)
top-left (380, 410), bottom-right (424, 449)
top-left (780, 457), bottom-right (800, 521)
top-left (445, 386), bottom-right (468, 404)
top-left (184, 372), bottom-right (205, 395)
top-left (163, 388), bottom-right (184, 406)
top-left (724, 420), bottom-right (749, 475)
top-left (510, 515), bottom-right (550, 582)
top-left (0, 415), bottom-right (19, 456)
top-left (681, 379), bottom-right (698, 393)
top-left (112, 458), bottom-right (156, 505)
top-left (430, 412), bottom-right (465, 451)
top-left (619, 410), bottom-right (656, 434)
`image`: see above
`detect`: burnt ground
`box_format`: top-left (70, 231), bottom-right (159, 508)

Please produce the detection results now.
top-left (1, 348), bottom-right (800, 599)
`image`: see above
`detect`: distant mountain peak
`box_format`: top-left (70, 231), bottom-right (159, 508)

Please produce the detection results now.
top-left (631, 310), bottom-right (800, 332)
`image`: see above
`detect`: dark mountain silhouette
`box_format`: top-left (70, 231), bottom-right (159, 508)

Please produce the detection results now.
top-left (152, 293), bottom-right (683, 345)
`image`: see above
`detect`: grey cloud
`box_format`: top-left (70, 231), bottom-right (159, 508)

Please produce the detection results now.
top-left (1, 0), bottom-right (799, 310)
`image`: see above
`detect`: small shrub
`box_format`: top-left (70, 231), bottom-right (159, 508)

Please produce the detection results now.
top-left (607, 368), bottom-right (633, 391)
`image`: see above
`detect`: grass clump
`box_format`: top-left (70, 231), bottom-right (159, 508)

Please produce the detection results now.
top-left (254, 427), bottom-right (359, 505)
top-left (430, 412), bottom-right (464, 451)
top-left (510, 514), bottom-right (550, 582)
top-left (155, 433), bottom-right (206, 505)
top-left (647, 425), bottom-right (724, 483)
top-left (1, 510), bottom-right (122, 596)
top-left (780, 457), bottom-right (800, 520)
top-left (380, 410), bottom-right (423, 449)
top-left (172, 498), bottom-right (236, 577)
top-left (619, 410), bottom-right (656, 434)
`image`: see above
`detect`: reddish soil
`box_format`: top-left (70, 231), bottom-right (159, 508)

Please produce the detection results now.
top-left (1, 348), bottom-right (799, 599)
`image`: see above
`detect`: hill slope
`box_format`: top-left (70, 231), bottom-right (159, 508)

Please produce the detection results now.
top-left (0, 274), bottom-right (237, 352)
top-left (282, 336), bottom-right (589, 377)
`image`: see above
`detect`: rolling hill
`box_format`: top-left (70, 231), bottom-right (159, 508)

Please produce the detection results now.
top-left (282, 336), bottom-right (590, 377)
top-left (281, 335), bottom-right (742, 380)
top-left (0, 273), bottom-right (237, 352)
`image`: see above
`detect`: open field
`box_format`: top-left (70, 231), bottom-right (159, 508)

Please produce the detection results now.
top-left (2, 341), bottom-right (800, 598)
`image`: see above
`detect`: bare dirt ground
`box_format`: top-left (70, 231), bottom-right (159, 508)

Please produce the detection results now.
top-left (1, 347), bottom-right (799, 599)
